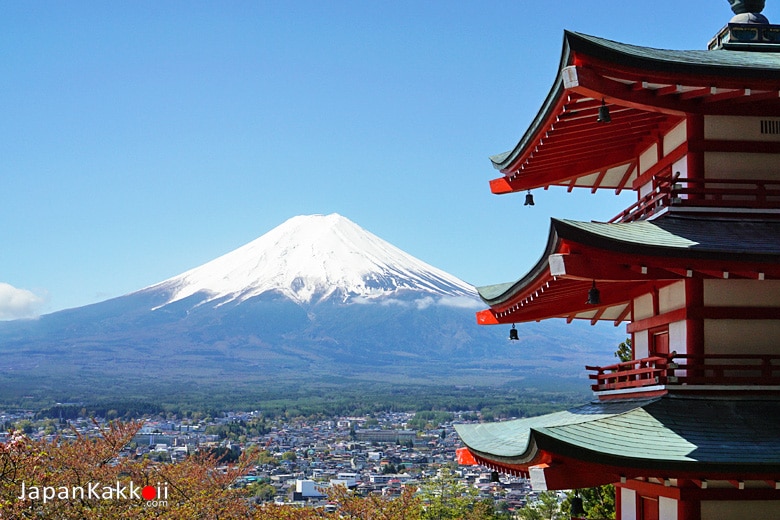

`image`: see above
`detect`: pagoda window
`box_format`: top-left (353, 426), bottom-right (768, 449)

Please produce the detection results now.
top-left (761, 119), bottom-right (780, 135)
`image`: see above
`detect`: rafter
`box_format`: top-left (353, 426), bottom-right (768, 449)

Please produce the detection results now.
top-left (678, 86), bottom-right (715, 100)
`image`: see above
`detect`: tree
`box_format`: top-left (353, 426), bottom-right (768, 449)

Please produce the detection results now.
top-left (0, 421), bottom-right (511, 519)
top-left (0, 420), bottom-right (253, 519)
top-left (614, 338), bottom-right (632, 362)
top-left (518, 491), bottom-right (561, 520)
top-left (281, 450), bottom-right (297, 462)
top-left (13, 419), bottom-right (33, 434)
top-left (563, 486), bottom-right (615, 519)
top-left (417, 468), bottom-right (497, 519)
top-left (255, 449), bottom-right (278, 466)
top-left (247, 480), bottom-right (277, 503)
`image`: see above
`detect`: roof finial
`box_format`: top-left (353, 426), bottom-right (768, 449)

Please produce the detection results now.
top-left (728, 0), bottom-right (769, 23)
top-left (729, 0), bottom-right (765, 15)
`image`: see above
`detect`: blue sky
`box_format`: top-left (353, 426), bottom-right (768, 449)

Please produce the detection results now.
top-left (1, 1), bottom-right (773, 319)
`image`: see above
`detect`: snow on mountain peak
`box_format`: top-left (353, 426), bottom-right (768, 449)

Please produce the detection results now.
top-left (149, 213), bottom-right (478, 308)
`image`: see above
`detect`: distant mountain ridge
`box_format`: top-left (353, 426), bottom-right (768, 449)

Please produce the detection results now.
top-left (0, 214), bottom-right (625, 407)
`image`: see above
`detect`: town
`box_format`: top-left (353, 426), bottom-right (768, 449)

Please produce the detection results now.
top-left (0, 408), bottom-right (543, 515)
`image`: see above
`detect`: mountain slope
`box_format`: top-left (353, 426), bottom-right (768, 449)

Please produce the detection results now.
top-left (0, 214), bottom-right (626, 407)
top-left (148, 213), bottom-right (476, 308)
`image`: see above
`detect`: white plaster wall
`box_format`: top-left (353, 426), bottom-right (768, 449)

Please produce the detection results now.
top-left (639, 181), bottom-right (652, 199)
top-left (659, 281), bottom-right (685, 314)
top-left (576, 171), bottom-right (601, 185)
top-left (704, 280), bottom-right (780, 307)
top-left (705, 152), bottom-right (780, 180)
top-left (672, 157), bottom-right (687, 178)
top-left (669, 321), bottom-right (687, 355)
top-left (659, 496), bottom-right (677, 520)
top-left (602, 165), bottom-right (633, 187)
top-left (664, 121), bottom-right (687, 154)
top-left (705, 320), bottom-right (780, 355)
top-left (634, 332), bottom-right (650, 359)
top-left (620, 487), bottom-right (637, 520)
top-left (704, 115), bottom-right (780, 141)
top-left (634, 294), bottom-right (654, 321)
top-left (701, 500), bottom-right (780, 519)
top-left (639, 143), bottom-right (658, 175)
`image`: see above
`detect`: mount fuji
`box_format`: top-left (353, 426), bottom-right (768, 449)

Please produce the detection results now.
top-left (0, 214), bottom-right (624, 407)
top-left (147, 213), bottom-right (478, 309)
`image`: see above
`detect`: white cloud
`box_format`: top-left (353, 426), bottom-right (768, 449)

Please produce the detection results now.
top-left (437, 295), bottom-right (484, 309)
top-left (352, 294), bottom-right (483, 310)
top-left (414, 296), bottom-right (435, 310)
top-left (0, 282), bottom-right (46, 320)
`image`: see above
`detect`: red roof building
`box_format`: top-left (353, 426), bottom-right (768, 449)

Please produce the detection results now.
top-left (455, 3), bottom-right (780, 519)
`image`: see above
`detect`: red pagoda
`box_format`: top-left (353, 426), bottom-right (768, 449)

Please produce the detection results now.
top-left (454, 2), bottom-right (780, 519)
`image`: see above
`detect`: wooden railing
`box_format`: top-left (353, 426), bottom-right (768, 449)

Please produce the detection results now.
top-left (586, 356), bottom-right (671, 392)
top-left (587, 353), bottom-right (780, 392)
top-left (668, 354), bottom-right (780, 386)
top-left (610, 176), bottom-right (780, 223)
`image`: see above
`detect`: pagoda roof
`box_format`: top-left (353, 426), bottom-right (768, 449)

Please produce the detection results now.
top-left (477, 215), bottom-right (780, 325)
top-left (455, 396), bottom-right (780, 486)
top-left (563, 32), bottom-right (780, 85)
top-left (489, 31), bottom-right (780, 194)
top-left (549, 216), bottom-right (780, 263)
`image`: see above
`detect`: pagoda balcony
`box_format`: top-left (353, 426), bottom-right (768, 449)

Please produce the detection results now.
top-left (609, 176), bottom-right (780, 223)
top-left (587, 353), bottom-right (780, 399)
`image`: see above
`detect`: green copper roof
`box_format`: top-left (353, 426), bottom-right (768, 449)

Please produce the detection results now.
top-left (476, 216), bottom-right (780, 305)
top-left (554, 216), bottom-right (780, 259)
top-left (455, 397), bottom-right (780, 472)
top-left (455, 399), bottom-right (647, 460)
top-left (570, 32), bottom-right (780, 78)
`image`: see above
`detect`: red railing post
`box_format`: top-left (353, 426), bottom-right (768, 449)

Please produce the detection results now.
top-left (610, 176), bottom-right (780, 222)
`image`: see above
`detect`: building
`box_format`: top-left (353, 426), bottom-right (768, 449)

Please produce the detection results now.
top-left (293, 479), bottom-right (326, 500)
top-left (455, 2), bottom-right (780, 519)
top-left (355, 429), bottom-right (417, 444)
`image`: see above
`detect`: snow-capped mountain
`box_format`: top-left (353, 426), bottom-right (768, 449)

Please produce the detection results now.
top-left (0, 213), bottom-right (626, 407)
top-left (147, 213), bottom-right (478, 308)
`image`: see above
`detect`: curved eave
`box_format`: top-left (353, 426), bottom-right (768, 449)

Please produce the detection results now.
top-left (477, 223), bottom-right (561, 306)
top-left (476, 219), bottom-right (637, 326)
top-left (477, 216), bottom-right (780, 325)
top-left (455, 397), bottom-right (780, 487)
top-left (489, 31), bottom-right (780, 194)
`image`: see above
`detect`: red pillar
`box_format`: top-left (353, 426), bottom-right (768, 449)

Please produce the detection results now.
top-left (678, 480), bottom-right (702, 520)
top-left (685, 278), bottom-right (704, 358)
top-left (678, 498), bottom-right (701, 520)
top-left (686, 115), bottom-right (705, 199)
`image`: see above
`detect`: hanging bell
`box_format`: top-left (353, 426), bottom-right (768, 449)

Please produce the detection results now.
top-left (509, 324), bottom-right (519, 341)
top-left (524, 190), bottom-right (535, 206)
top-left (570, 495), bottom-right (586, 516)
top-left (586, 281), bottom-right (601, 305)
top-left (597, 98), bottom-right (611, 123)
top-left (490, 471), bottom-right (501, 482)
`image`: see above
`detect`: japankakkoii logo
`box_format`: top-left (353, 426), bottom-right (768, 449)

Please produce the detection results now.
top-left (17, 481), bottom-right (169, 507)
